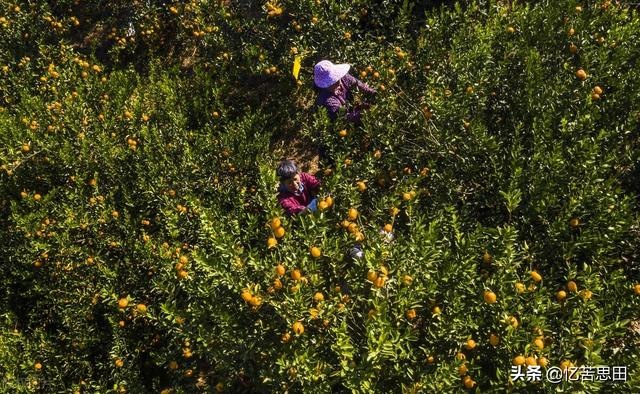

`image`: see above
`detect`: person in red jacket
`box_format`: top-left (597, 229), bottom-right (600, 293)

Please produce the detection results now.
top-left (276, 160), bottom-right (321, 215)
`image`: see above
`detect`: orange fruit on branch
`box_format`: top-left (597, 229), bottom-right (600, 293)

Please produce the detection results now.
top-left (513, 355), bottom-right (525, 366)
top-left (483, 290), bottom-right (497, 304)
top-left (274, 226), bottom-right (285, 238)
top-left (292, 321), bottom-right (304, 335)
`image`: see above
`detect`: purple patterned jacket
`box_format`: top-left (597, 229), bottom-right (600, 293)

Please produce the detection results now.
top-left (315, 73), bottom-right (376, 122)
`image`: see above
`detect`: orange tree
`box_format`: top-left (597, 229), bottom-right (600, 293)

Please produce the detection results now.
top-left (1, 0), bottom-right (640, 392)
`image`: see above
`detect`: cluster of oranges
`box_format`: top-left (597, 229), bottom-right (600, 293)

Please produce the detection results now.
top-left (175, 255), bottom-right (189, 280)
top-left (366, 266), bottom-right (388, 289)
top-left (340, 208), bottom-right (364, 242)
top-left (317, 195), bottom-right (334, 211)
top-left (241, 288), bottom-right (262, 307)
top-left (267, 217), bottom-right (285, 248)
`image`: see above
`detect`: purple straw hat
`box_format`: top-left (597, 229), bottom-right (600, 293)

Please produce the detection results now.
top-left (314, 60), bottom-right (350, 89)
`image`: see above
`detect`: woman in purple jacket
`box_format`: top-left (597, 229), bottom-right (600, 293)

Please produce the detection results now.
top-left (314, 60), bottom-right (376, 122)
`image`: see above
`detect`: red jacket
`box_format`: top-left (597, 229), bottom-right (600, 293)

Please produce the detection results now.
top-left (277, 172), bottom-right (321, 215)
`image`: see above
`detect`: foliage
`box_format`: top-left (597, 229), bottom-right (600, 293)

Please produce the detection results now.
top-left (1, 0), bottom-right (639, 392)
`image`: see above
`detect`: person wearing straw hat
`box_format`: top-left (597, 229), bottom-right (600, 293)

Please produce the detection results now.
top-left (314, 60), bottom-right (376, 122)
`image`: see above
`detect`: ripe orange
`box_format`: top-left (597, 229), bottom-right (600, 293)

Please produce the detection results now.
top-left (384, 224), bottom-right (393, 232)
top-left (458, 364), bottom-right (468, 375)
top-left (531, 270), bottom-right (542, 282)
top-left (281, 332), bottom-right (291, 342)
top-left (318, 200), bottom-right (328, 210)
top-left (432, 306), bottom-right (441, 315)
top-left (569, 43), bottom-right (578, 54)
top-left (339, 129), bottom-right (347, 137)
top-left (241, 290), bottom-right (253, 302)
top-left (275, 264), bottom-right (285, 276)
top-left (118, 298), bottom-right (128, 309)
top-left (267, 237), bottom-right (277, 248)
top-left (270, 217), bottom-right (281, 230)
top-left (513, 355), bottom-right (525, 366)
top-left (177, 270), bottom-right (188, 279)
top-left (21, 143), bottom-right (30, 153)
top-left (538, 357), bottom-right (548, 367)
top-left (506, 26), bottom-right (515, 33)
top-left (168, 361), bottom-right (178, 370)
top-left (179, 255), bottom-right (189, 265)
top-left (534, 338), bottom-right (544, 349)
top-left (249, 296), bottom-right (261, 306)
top-left (465, 339), bottom-right (476, 350)
top-left (526, 356), bottom-right (537, 366)
top-left (367, 271), bottom-right (378, 283)
top-left (489, 333), bottom-right (500, 346)
top-left (580, 289), bottom-right (592, 300)
top-left (575, 69), bottom-right (587, 81)
top-left (515, 282), bottom-right (525, 294)
top-left (556, 290), bottom-right (567, 302)
top-left (463, 376), bottom-right (475, 389)
top-left (402, 192), bottom-right (412, 201)
top-left (483, 290), bottom-right (497, 304)
top-left (633, 284), bottom-right (640, 296)
top-left (310, 246), bottom-right (321, 258)
top-left (292, 321), bottom-right (304, 335)
top-left (591, 92), bottom-right (600, 100)
top-left (274, 226), bottom-right (285, 238)
top-left (567, 281), bottom-right (578, 292)
top-left (508, 316), bottom-right (519, 329)
top-left (406, 309), bottom-right (416, 320)
top-left (313, 292), bottom-right (324, 302)
top-left (568, 28), bottom-right (575, 36)
top-left (115, 359), bottom-right (124, 367)
top-left (593, 86), bottom-right (603, 95)
top-left (34, 362), bottom-right (42, 370)
top-left (34, 193), bottom-right (42, 201)
top-left (347, 208), bottom-right (358, 221)
top-left (356, 181), bottom-right (367, 192)
top-left (136, 304), bottom-right (147, 313)
top-left (325, 196), bottom-right (334, 207)
top-left (456, 352), bottom-right (466, 361)
top-left (291, 269), bottom-right (302, 281)
top-left (273, 278), bottom-right (283, 289)
top-left (570, 218), bottom-right (580, 228)
top-left (402, 275), bottom-right (413, 285)
top-left (374, 276), bottom-right (386, 288)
